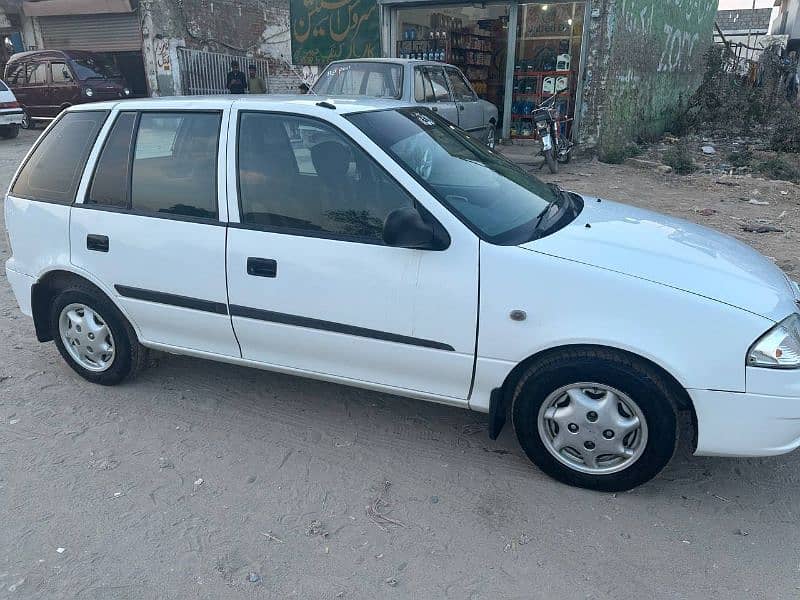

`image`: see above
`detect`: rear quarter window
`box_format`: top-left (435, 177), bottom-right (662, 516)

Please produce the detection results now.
top-left (11, 111), bottom-right (107, 204)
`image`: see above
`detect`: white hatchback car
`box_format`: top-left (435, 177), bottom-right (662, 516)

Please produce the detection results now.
top-left (4, 97), bottom-right (800, 491)
top-left (0, 78), bottom-right (24, 139)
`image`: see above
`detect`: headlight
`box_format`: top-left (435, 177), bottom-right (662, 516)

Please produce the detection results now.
top-left (84, 87), bottom-right (94, 98)
top-left (748, 314), bottom-right (800, 369)
top-left (123, 88), bottom-right (131, 96)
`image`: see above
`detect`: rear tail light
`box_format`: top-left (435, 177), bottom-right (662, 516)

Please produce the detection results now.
top-left (0, 101), bottom-right (19, 109)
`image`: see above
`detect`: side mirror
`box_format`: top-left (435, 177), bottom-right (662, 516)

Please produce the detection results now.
top-left (383, 207), bottom-right (449, 250)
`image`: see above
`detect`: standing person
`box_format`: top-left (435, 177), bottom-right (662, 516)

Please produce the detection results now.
top-left (247, 65), bottom-right (267, 94)
top-left (226, 61), bottom-right (246, 94)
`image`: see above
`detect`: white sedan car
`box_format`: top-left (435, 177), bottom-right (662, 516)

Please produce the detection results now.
top-left (0, 78), bottom-right (24, 139)
top-left (4, 96), bottom-right (800, 491)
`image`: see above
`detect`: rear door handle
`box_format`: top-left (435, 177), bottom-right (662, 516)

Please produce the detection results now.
top-left (87, 234), bottom-right (109, 252)
top-left (247, 257), bottom-right (277, 278)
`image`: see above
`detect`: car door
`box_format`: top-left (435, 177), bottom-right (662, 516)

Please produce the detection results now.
top-left (414, 66), bottom-right (460, 126)
top-left (49, 60), bottom-right (76, 114)
top-left (445, 67), bottom-right (483, 132)
top-left (70, 107), bottom-right (240, 356)
top-left (225, 109), bottom-right (479, 401)
top-left (25, 61), bottom-right (50, 117)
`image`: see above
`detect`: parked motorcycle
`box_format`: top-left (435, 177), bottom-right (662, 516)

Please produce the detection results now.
top-left (533, 94), bottom-right (574, 174)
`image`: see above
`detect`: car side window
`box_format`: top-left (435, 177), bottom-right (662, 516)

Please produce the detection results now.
top-left (129, 112), bottom-right (221, 219)
top-left (237, 112), bottom-right (414, 242)
top-left (86, 112), bottom-right (137, 208)
top-left (28, 63), bottom-right (48, 85)
top-left (6, 62), bottom-right (26, 85)
top-left (414, 67), bottom-right (434, 102)
top-left (11, 111), bottom-right (107, 204)
top-left (51, 62), bottom-right (74, 83)
top-left (424, 67), bottom-right (452, 102)
top-left (446, 68), bottom-right (476, 102)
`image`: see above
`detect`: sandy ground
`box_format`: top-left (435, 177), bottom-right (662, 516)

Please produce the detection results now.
top-left (2, 130), bottom-right (800, 600)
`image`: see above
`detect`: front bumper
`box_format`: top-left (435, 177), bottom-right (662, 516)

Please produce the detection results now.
top-left (5, 264), bottom-right (34, 316)
top-left (692, 368), bottom-right (800, 456)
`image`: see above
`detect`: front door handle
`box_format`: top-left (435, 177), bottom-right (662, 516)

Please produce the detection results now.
top-left (247, 257), bottom-right (277, 278)
top-left (87, 234), bottom-right (109, 252)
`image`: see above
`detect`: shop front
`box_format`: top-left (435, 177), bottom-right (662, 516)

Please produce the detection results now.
top-left (379, 0), bottom-right (588, 142)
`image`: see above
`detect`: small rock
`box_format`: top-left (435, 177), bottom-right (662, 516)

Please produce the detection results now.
top-left (8, 419), bottom-right (19, 425)
top-left (748, 199), bottom-right (769, 205)
top-left (735, 528), bottom-right (750, 536)
top-left (247, 572), bottom-right (262, 584)
top-left (780, 190), bottom-right (789, 195)
top-left (246, 475), bottom-right (256, 484)
top-left (701, 145), bottom-right (716, 155)
top-left (158, 457), bottom-right (174, 469)
top-left (430, 496), bottom-right (439, 504)
top-left (656, 164), bottom-right (673, 175)
top-left (385, 577), bottom-right (398, 587)
top-left (194, 478), bottom-right (204, 487)
top-left (741, 224), bottom-right (783, 233)
top-left (698, 208), bottom-right (717, 216)
top-left (56, 547), bottom-right (65, 554)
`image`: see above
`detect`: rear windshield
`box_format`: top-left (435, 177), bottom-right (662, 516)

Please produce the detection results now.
top-left (11, 111), bottom-right (108, 204)
top-left (311, 62), bottom-right (403, 99)
top-left (71, 55), bottom-right (121, 80)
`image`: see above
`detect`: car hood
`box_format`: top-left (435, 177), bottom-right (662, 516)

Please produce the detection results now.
top-left (520, 196), bottom-right (798, 321)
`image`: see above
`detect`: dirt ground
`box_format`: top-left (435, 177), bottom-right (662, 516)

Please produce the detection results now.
top-left (2, 129), bottom-right (800, 600)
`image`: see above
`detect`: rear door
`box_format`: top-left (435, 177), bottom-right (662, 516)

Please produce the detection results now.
top-left (414, 66), bottom-right (459, 126)
top-left (25, 61), bottom-right (50, 117)
top-left (70, 107), bottom-right (240, 356)
top-left (445, 67), bottom-right (483, 132)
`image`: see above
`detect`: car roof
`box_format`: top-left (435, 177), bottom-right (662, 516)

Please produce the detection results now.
top-left (324, 58), bottom-right (456, 68)
top-left (68, 94), bottom-right (413, 115)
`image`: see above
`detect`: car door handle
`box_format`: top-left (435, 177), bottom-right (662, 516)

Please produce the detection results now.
top-left (247, 257), bottom-right (277, 278)
top-left (86, 234), bottom-right (109, 252)
top-left (459, 104), bottom-right (465, 110)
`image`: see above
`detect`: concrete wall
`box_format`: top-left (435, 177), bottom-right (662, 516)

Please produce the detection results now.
top-left (579, 0), bottom-right (717, 159)
top-left (140, 0), bottom-right (302, 96)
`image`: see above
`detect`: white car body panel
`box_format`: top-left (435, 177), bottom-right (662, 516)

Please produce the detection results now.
top-left (3, 95), bottom-right (800, 462)
top-left (0, 80), bottom-right (23, 126)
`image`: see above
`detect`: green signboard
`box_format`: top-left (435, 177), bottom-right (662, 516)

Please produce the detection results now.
top-left (290, 0), bottom-right (381, 65)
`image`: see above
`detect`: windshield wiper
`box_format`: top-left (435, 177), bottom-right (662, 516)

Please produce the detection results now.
top-left (530, 183), bottom-right (567, 239)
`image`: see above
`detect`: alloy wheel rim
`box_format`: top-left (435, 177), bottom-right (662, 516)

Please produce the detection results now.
top-left (537, 383), bottom-right (648, 475)
top-left (58, 303), bottom-right (116, 372)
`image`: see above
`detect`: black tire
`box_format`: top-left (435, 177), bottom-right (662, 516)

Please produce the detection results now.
top-left (511, 348), bottom-right (678, 492)
top-left (0, 124), bottom-right (19, 139)
top-left (49, 283), bottom-right (147, 385)
top-left (20, 110), bottom-right (33, 130)
top-left (544, 148), bottom-right (558, 173)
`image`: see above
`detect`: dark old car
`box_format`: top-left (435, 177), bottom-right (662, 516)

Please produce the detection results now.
top-left (4, 50), bottom-right (132, 128)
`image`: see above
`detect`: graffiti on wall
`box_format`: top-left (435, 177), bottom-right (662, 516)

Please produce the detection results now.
top-left (154, 38), bottom-right (171, 74)
top-left (290, 0), bottom-right (380, 65)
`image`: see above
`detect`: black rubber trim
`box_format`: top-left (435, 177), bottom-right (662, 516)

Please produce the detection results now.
top-left (75, 203), bottom-right (225, 227)
top-left (488, 387), bottom-right (506, 440)
top-left (229, 304), bottom-right (454, 351)
top-left (115, 285), bottom-right (228, 315)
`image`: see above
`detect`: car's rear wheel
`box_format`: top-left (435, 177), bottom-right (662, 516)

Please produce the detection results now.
top-left (511, 348), bottom-right (678, 492)
top-left (20, 110), bottom-right (33, 129)
top-left (50, 284), bottom-right (146, 385)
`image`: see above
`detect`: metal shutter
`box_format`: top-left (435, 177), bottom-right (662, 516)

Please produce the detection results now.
top-left (39, 13), bottom-right (142, 52)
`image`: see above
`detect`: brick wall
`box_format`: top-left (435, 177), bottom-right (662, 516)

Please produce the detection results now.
top-left (717, 8), bottom-right (773, 33)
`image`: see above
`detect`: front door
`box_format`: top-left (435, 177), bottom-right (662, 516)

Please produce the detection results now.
top-left (445, 67), bottom-right (484, 132)
top-left (70, 108), bottom-right (240, 356)
top-left (49, 60), bottom-right (77, 114)
top-left (414, 66), bottom-right (460, 127)
top-left (225, 110), bottom-right (478, 400)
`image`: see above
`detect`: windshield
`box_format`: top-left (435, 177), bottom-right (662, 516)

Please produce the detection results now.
top-left (347, 108), bottom-right (561, 244)
top-left (312, 62), bottom-right (403, 99)
top-left (70, 55), bottom-right (121, 80)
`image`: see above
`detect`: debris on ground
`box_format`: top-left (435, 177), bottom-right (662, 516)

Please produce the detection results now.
top-left (193, 478), bottom-right (204, 487)
top-left (305, 519), bottom-right (329, 538)
top-left (247, 572), bottom-right (262, 584)
top-left (694, 208), bottom-right (717, 216)
top-left (56, 547), bottom-right (65, 553)
top-left (461, 423), bottom-right (486, 436)
top-left (741, 224), bottom-right (784, 234)
top-left (260, 531), bottom-right (284, 543)
top-left (503, 533), bottom-right (532, 552)
top-left (366, 481), bottom-right (405, 532)
top-left (734, 528), bottom-right (750, 536)
top-left (748, 199), bottom-right (769, 205)
top-left (385, 577), bottom-right (398, 587)
top-left (158, 457), bottom-right (174, 469)
top-left (702, 145), bottom-right (717, 155)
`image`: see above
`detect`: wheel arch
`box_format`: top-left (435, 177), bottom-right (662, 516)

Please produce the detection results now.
top-left (31, 269), bottom-right (134, 343)
top-left (499, 343), bottom-right (696, 421)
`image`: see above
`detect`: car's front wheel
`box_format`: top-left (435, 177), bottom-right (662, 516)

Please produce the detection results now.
top-left (20, 110), bottom-right (33, 129)
top-left (50, 284), bottom-right (147, 385)
top-left (512, 348), bottom-right (678, 492)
